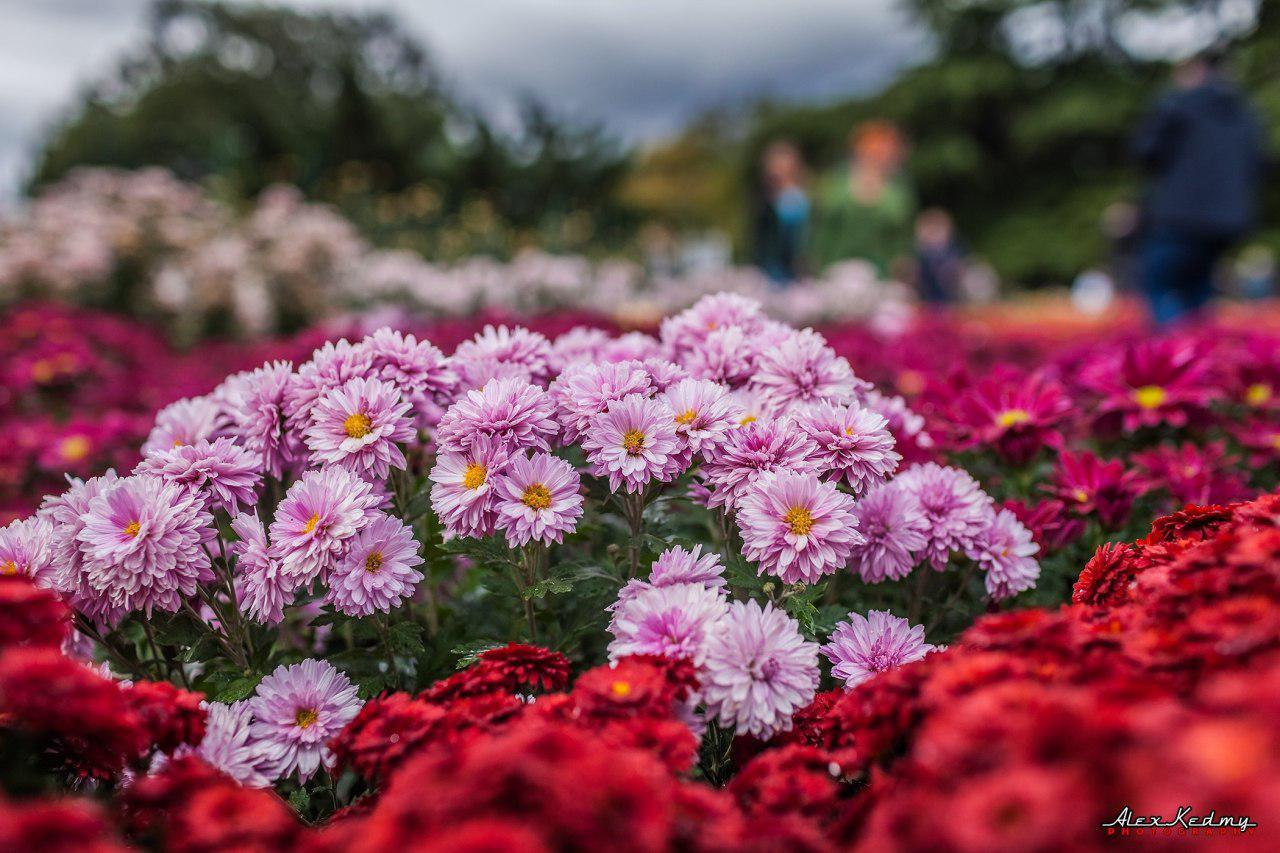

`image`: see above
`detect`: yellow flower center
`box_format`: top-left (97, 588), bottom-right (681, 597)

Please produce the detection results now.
top-left (739, 414), bottom-right (757, 426)
top-left (995, 408), bottom-right (1032, 429)
top-left (611, 680), bottom-right (632, 697)
top-left (675, 409), bottom-right (698, 425)
top-left (123, 521), bottom-right (141, 539)
top-left (622, 428), bottom-right (646, 455)
top-left (1246, 383), bottom-right (1272, 406)
top-left (522, 483), bottom-right (552, 511)
top-left (173, 440), bottom-right (184, 448)
top-left (364, 551), bottom-right (383, 573)
top-left (295, 708), bottom-right (319, 729)
top-left (463, 462), bottom-right (487, 490)
top-left (344, 412), bottom-right (373, 439)
top-left (302, 513), bottom-right (320, 534)
top-left (0, 561), bottom-right (17, 576)
top-left (1073, 489), bottom-right (1089, 504)
top-left (60, 435), bottom-right (91, 463)
top-left (1133, 385), bottom-right (1167, 410)
top-left (1271, 433), bottom-right (1280, 450)
top-left (783, 506), bottom-right (814, 536)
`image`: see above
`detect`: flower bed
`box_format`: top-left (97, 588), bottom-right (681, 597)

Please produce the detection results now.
top-left (1, 292), bottom-right (1278, 849)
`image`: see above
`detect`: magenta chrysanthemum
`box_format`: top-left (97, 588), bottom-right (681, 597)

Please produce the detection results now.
top-left (738, 469), bottom-right (863, 584)
top-left (968, 508), bottom-right (1041, 600)
top-left (699, 419), bottom-right (817, 511)
top-left (268, 467), bottom-right (381, 585)
top-left (846, 480), bottom-right (929, 583)
top-left (434, 377), bottom-right (559, 456)
top-left (894, 463), bottom-right (995, 571)
top-left (701, 599), bottom-right (819, 740)
top-left (248, 659), bottom-right (363, 782)
top-left (492, 451), bottom-right (584, 547)
top-left (549, 361), bottom-right (652, 444)
top-left (220, 361), bottom-right (302, 480)
top-left (748, 328), bottom-right (869, 415)
top-left (794, 401), bottom-right (899, 492)
top-left (0, 515), bottom-right (54, 584)
top-left (428, 435), bottom-right (510, 541)
top-left (608, 582), bottom-right (727, 665)
top-left (452, 324), bottom-right (555, 387)
top-left (679, 325), bottom-right (758, 388)
top-left (142, 396), bottom-right (227, 455)
top-left (581, 394), bottom-right (688, 494)
top-left (821, 609), bottom-right (935, 689)
top-left (660, 378), bottom-right (738, 454)
top-left (650, 544), bottom-right (726, 591)
top-left (325, 513), bottom-right (424, 617)
top-left (136, 437), bottom-right (262, 514)
top-left (197, 700), bottom-right (274, 788)
top-left (286, 339), bottom-right (375, 431)
top-left (230, 512), bottom-right (290, 625)
top-left (304, 376), bottom-right (415, 479)
top-left (76, 474), bottom-right (213, 615)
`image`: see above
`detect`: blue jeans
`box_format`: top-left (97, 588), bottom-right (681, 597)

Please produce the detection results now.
top-left (1140, 230), bottom-right (1232, 325)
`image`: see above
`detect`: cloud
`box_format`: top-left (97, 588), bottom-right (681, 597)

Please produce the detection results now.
top-left (0, 0), bottom-right (928, 199)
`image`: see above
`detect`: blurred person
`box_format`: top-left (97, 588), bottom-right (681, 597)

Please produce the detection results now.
top-left (912, 208), bottom-right (965, 304)
top-left (1132, 48), bottom-right (1265, 325)
top-left (752, 140), bottom-right (810, 285)
top-left (1101, 201), bottom-right (1142, 294)
top-left (810, 120), bottom-right (916, 276)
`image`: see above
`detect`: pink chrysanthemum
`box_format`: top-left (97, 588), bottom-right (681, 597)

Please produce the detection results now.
top-left (738, 470), bottom-right (863, 585)
top-left (601, 331), bottom-right (664, 363)
top-left (699, 419), bottom-right (818, 511)
top-left (230, 512), bottom-right (290, 625)
top-left (659, 292), bottom-right (767, 360)
top-left (1081, 337), bottom-right (1220, 433)
top-left (821, 610), bottom-right (935, 689)
top-left (894, 463), bottom-right (995, 571)
top-left (608, 582), bottom-right (728, 665)
top-left (701, 599), bottom-right (819, 740)
top-left (492, 452), bottom-right (584, 547)
top-left (748, 328), bottom-right (869, 416)
top-left (304, 376), bottom-right (415, 480)
top-left (452, 324), bottom-right (555, 387)
top-left (268, 467), bottom-right (382, 585)
top-left (359, 326), bottom-right (456, 414)
top-left (428, 435), bottom-right (510, 541)
top-left (549, 361), bottom-right (652, 444)
top-left (638, 357), bottom-right (690, 393)
top-left (286, 339), bottom-right (375, 431)
top-left (248, 659), bottom-right (363, 782)
top-left (40, 471), bottom-right (128, 626)
top-left (434, 377), bottom-right (559, 456)
top-left (0, 515), bottom-right (55, 584)
top-left (967, 508), bottom-right (1040, 601)
top-left (846, 480), bottom-right (929, 583)
top-left (551, 326), bottom-right (611, 369)
top-left (136, 437), bottom-right (262, 514)
top-left (197, 700), bottom-right (274, 788)
top-left (680, 325), bottom-right (759, 388)
top-left (861, 389), bottom-right (935, 464)
top-left (794, 401), bottom-right (899, 492)
top-left (650, 544), bottom-right (726, 591)
top-left (581, 394), bottom-right (688, 494)
top-left (660, 378), bottom-right (739, 455)
top-left (76, 475), bottom-right (214, 615)
top-left (220, 361), bottom-right (302, 480)
top-left (325, 514), bottom-right (424, 617)
top-left (142, 396), bottom-right (227, 455)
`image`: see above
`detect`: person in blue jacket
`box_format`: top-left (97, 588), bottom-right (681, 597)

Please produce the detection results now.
top-left (1132, 48), bottom-right (1266, 325)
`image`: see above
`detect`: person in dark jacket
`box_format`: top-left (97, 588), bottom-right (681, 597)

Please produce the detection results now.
top-left (752, 140), bottom-right (810, 285)
top-left (1132, 50), bottom-right (1265, 325)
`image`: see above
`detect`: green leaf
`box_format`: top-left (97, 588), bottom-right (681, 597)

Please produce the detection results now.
top-left (214, 675), bottom-right (261, 703)
top-left (152, 612), bottom-right (204, 647)
top-left (451, 640), bottom-right (502, 669)
top-left (288, 787), bottom-right (309, 813)
top-left (521, 577), bottom-right (573, 600)
top-left (388, 622), bottom-right (425, 656)
top-left (784, 594), bottom-right (820, 639)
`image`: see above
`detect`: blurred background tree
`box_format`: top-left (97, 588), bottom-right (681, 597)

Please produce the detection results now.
top-left (30, 0), bottom-right (635, 259)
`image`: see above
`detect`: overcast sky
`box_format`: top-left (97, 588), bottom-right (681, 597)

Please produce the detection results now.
top-left (0, 1), bottom-right (930, 199)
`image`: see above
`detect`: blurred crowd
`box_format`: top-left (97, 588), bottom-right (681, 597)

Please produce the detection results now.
top-left (751, 48), bottom-right (1273, 324)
